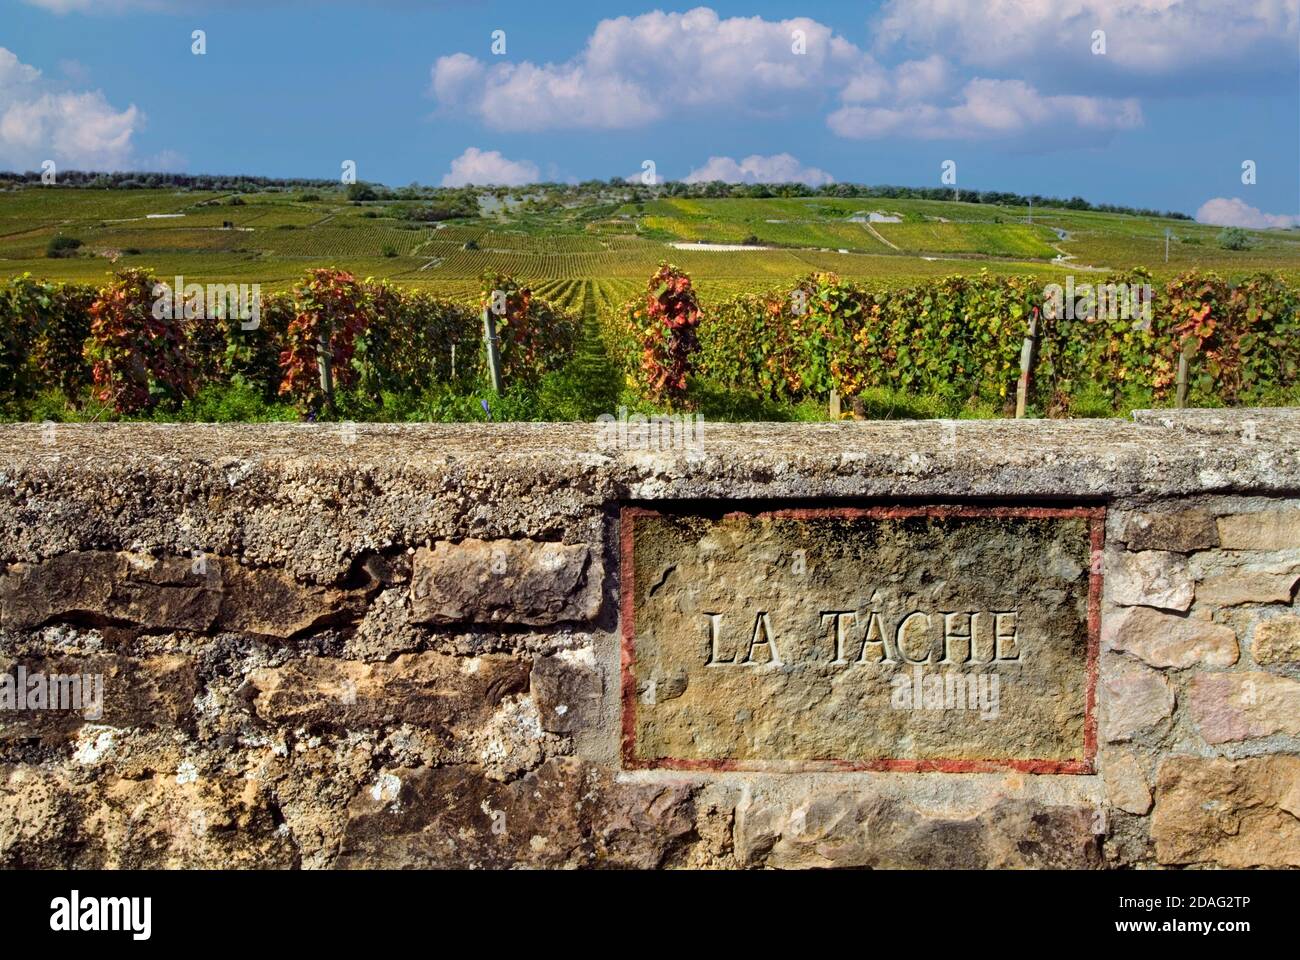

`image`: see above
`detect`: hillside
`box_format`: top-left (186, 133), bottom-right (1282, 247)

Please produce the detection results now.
top-left (3, 186), bottom-right (1298, 307)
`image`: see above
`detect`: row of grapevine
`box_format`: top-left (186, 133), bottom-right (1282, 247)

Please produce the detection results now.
top-left (531, 279), bottom-right (587, 312)
top-left (426, 249), bottom-right (665, 279)
top-left (256, 225), bottom-right (429, 258)
top-left (593, 279), bottom-right (641, 313)
top-left (598, 266), bottom-right (1300, 413)
top-left (598, 265), bottom-right (701, 407)
top-left (0, 268), bottom-right (581, 417)
top-left (475, 231), bottom-right (610, 253)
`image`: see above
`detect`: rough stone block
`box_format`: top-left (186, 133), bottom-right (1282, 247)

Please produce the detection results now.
top-left (1119, 510), bottom-right (1219, 553)
top-left (336, 758), bottom-right (695, 869)
top-left (410, 539), bottom-right (602, 626)
top-left (0, 766), bottom-right (83, 868)
top-left (734, 789), bottom-right (1102, 869)
top-left (1253, 614), bottom-right (1300, 665)
top-left (1152, 755), bottom-right (1300, 867)
top-left (530, 648), bottom-right (603, 734)
top-left (1216, 510), bottom-right (1300, 551)
top-left (247, 651), bottom-right (530, 730)
top-left (216, 562), bottom-right (364, 638)
top-left (0, 654), bottom-right (195, 741)
top-left (1108, 550), bottom-right (1193, 611)
top-left (0, 760), bottom-right (298, 869)
top-left (0, 552), bottom-right (218, 632)
top-left (1197, 569), bottom-right (1299, 606)
top-left (1101, 656), bottom-right (1174, 742)
top-left (1103, 748), bottom-right (1153, 815)
top-left (1188, 671), bottom-right (1300, 743)
top-left (1102, 607), bottom-right (1237, 669)
top-left (0, 551), bottom-right (361, 639)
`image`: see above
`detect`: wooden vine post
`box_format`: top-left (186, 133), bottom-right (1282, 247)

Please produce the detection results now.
top-left (1015, 306), bottom-right (1040, 419)
top-left (1176, 347), bottom-right (1190, 408)
top-left (316, 323), bottom-right (336, 415)
top-left (483, 305), bottom-right (504, 394)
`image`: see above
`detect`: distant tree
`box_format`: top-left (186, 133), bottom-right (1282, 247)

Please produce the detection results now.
top-left (0, 169), bottom-right (1194, 220)
top-left (46, 235), bottom-right (83, 258)
top-left (1217, 227), bottom-right (1250, 250)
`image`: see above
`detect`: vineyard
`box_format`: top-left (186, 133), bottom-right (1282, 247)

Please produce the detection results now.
top-left (0, 267), bottom-right (581, 421)
top-left (529, 279), bottom-right (589, 312)
top-left (7, 187), bottom-right (1300, 298)
top-left (2, 183), bottom-right (1299, 422)
top-left (595, 267), bottom-right (1300, 417)
top-left (871, 221), bottom-right (1058, 259)
top-left (2, 258), bottom-right (1297, 424)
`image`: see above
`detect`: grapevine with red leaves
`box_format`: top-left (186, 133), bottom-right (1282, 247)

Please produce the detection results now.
top-left (278, 268), bottom-right (370, 414)
top-left (84, 268), bottom-right (195, 414)
top-left (0, 274), bottom-right (95, 408)
top-left (478, 273), bottom-right (578, 386)
top-left (623, 263), bottom-right (701, 405)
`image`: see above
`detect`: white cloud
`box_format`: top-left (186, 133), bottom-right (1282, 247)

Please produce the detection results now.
top-left (829, 78), bottom-right (1141, 140)
top-left (840, 70), bottom-right (890, 105)
top-left (0, 47), bottom-right (141, 170)
top-left (431, 8), bottom-right (873, 132)
top-left (430, 6), bottom-right (1149, 149)
top-left (0, 48), bottom-right (41, 87)
top-left (841, 54), bottom-right (951, 105)
top-left (438, 58), bottom-right (658, 132)
top-left (875, 0), bottom-right (1299, 81)
top-left (1195, 197), bottom-right (1300, 229)
top-left (893, 55), bottom-right (951, 102)
top-left (429, 53), bottom-right (485, 106)
top-left (440, 147), bottom-right (539, 187)
top-left (683, 153), bottom-right (834, 186)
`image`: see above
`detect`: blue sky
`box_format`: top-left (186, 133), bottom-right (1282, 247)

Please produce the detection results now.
top-left (1, 0), bottom-right (1297, 224)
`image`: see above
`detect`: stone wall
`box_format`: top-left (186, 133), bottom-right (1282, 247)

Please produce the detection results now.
top-left (0, 411), bottom-right (1297, 869)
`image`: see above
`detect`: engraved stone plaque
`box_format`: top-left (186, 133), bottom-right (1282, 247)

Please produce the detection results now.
top-left (620, 506), bottom-right (1102, 773)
